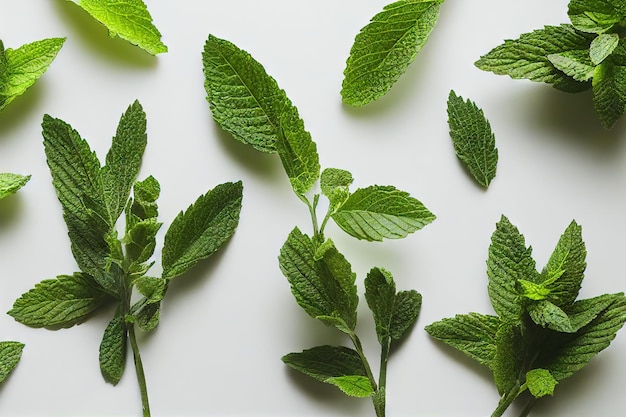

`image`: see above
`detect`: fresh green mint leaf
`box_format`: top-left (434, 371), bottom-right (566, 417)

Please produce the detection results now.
top-left (133, 301), bottom-right (160, 332)
top-left (126, 175), bottom-right (160, 226)
top-left (565, 293), bottom-right (617, 331)
top-left (568, 0), bottom-right (625, 33)
top-left (446, 90), bottom-right (498, 188)
top-left (0, 173), bottom-right (30, 200)
top-left (99, 310), bottom-right (127, 385)
top-left (0, 341), bottom-right (24, 383)
top-left (9, 273), bottom-right (110, 328)
top-left (389, 289), bottom-right (422, 341)
top-left (326, 375), bottom-right (375, 398)
top-left (547, 50), bottom-right (596, 82)
top-left (493, 324), bottom-right (525, 395)
top-left (70, 0), bottom-right (167, 54)
top-left (134, 277), bottom-right (167, 304)
top-left (590, 33), bottom-right (620, 64)
top-left (276, 110), bottom-right (320, 195)
top-left (526, 369), bottom-right (558, 398)
top-left (320, 168), bottom-right (353, 210)
top-left (0, 37), bottom-right (65, 111)
top-left (475, 25), bottom-right (594, 92)
top-left (332, 185), bottom-right (435, 241)
top-left (592, 60), bottom-right (626, 128)
top-left (161, 181), bottom-right (243, 280)
top-left (341, 0), bottom-right (444, 106)
top-left (528, 300), bottom-right (574, 332)
top-left (203, 35), bottom-right (306, 153)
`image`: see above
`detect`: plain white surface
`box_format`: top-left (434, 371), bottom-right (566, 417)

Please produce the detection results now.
top-left (1, 1), bottom-right (625, 416)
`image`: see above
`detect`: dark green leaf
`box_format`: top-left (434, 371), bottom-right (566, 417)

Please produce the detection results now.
top-left (528, 300), bottom-right (574, 333)
top-left (99, 310), bottom-right (127, 385)
top-left (592, 59), bottom-right (626, 128)
top-left (0, 341), bottom-right (24, 383)
top-left (390, 289), bottom-right (422, 341)
top-left (568, 0), bottom-right (625, 33)
top-left (364, 267), bottom-right (397, 344)
top-left (493, 324), bottom-right (525, 395)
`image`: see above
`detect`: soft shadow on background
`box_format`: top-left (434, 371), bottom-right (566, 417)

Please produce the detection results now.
top-left (0, 83), bottom-right (44, 137)
top-left (0, 195), bottom-right (24, 231)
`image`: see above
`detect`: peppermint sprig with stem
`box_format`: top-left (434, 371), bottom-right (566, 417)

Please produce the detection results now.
top-left (8, 101), bottom-right (243, 417)
top-left (203, 34), bottom-right (435, 417)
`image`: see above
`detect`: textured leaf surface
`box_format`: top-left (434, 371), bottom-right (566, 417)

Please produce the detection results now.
top-left (341, 0), bottom-right (444, 106)
top-left (592, 60), bottom-right (626, 128)
top-left (73, 0), bottom-right (167, 54)
top-left (547, 50), bottom-right (595, 82)
top-left (526, 369), bottom-right (557, 398)
top-left (99, 311), bottom-right (127, 385)
top-left (568, 0), bottom-right (625, 33)
top-left (365, 267), bottom-right (397, 344)
top-left (590, 33), bottom-right (620, 65)
top-left (162, 181), bottom-right (243, 280)
top-left (326, 375), bottom-right (375, 397)
top-left (0, 173), bottom-right (30, 200)
top-left (321, 168), bottom-right (353, 209)
top-left (0, 341), bottom-right (24, 383)
top-left (493, 324), bottom-right (525, 395)
top-left (0, 38), bottom-right (65, 111)
top-left (389, 290), bottom-right (422, 341)
top-left (447, 90), bottom-right (498, 188)
top-left (9, 273), bottom-right (110, 328)
top-left (332, 185), bottom-right (435, 241)
top-left (203, 35), bottom-right (305, 153)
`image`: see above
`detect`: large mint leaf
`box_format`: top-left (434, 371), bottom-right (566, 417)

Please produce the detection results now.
top-left (71, 0), bottom-right (167, 54)
top-left (487, 216), bottom-right (538, 322)
top-left (568, 0), bottom-right (626, 34)
top-left (0, 173), bottom-right (30, 200)
top-left (278, 229), bottom-right (358, 333)
top-left (203, 35), bottom-right (306, 153)
top-left (332, 185), bottom-right (435, 241)
top-left (99, 310), bottom-right (127, 385)
top-left (475, 25), bottom-right (594, 92)
top-left (592, 60), bottom-right (626, 128)
top-left (162, 181), bottom-right (243, 280)
top-left (425, 313), bottom-right (500, 367)
top-left (0, 38), bottom-right (65, 111)
top-left (341, 0), bottom-right (444, 106)
top-left (0, 341), bottom-right (24, 383)
top-left (282, 345), bottom-right (372, 396)
top-left (446, 90), bottom-right (498, 188)
top-left (8, 273), bottom-right (111, 328)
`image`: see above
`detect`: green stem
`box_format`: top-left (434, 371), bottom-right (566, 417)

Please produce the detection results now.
top-left (349, 332), bottom-right (378, 392)
top-left (491, 383), bottom-right (525, 417)
top-left (128, 323), bottom-right (151, 417)
top-left (373, 338), bottom-right (391, 417)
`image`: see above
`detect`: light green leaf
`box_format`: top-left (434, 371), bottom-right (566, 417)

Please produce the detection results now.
top-left (162, 181), bottom-right (243, 280)
top-left (203, 35), bottom-right (304, 153)
top-left (99, 310), bottom-right (127, 385)
top-left (0, 341), bottom-right (24, 383)
top-left (0, 37), bottom-right (65, 111)
top-left (447, 90), bottom-right (498, 188)
top-left (590, 33), bottom-right (620, 65)
top-left (487, 216), bottom-right (538, 322)
top-left (526, 369), bottom-right (558, 398)
top-left (547, 50), bottom-right (596, 82)
top-left (568, 0), bottom-right (625, 34)
top-left (9, 273), bottom-right (111, 328)
top-left (134, 276), bottom-right (167, 304)
top-left (332, 185), bottom-right (435, 241)
top-left (124, 218), bottom-right (161, 275)
top-left (475, 25), bottom-right (594, 92)
top-left (425, 313), bottom-right (500, 367)
top-left (326, 375), bottom-right (375, 398)
top-left (592, 60), bottom-right (626, 128)
top-left (341, 0), bottom-right (444, 106)
top-left (276, 109), bottom-right (320, 195)
top-left (71, 0), bottom-right (167, 54)
top-left (126, 175), bottom-right (159, 228)
top-left (320, 168), bottom-right (353, 210)
top-left (0, 173), bottom-right (30, 200)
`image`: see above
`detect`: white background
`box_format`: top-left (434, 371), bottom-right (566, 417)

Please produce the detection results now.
top-left (1, 1), bottom-right (625, 416)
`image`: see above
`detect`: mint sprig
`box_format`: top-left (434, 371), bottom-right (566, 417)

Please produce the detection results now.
top-left (8, 101), bottom-right (243, 417)
top-left (0, 37), bottom-right (65, 111)
top-left (341, 0), bottom-right (445, 106)
top-left (426, 216), bottom-right (626, 417)
top-left (203, 34), bottom-right (435, 417)
top-left (0, 173), bottom-right (30, 200)
top-left (475, 0), bottom-right (626, 128)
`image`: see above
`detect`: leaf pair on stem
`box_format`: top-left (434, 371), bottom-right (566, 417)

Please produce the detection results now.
top-left (8, 101), bottom-right (243, 416)
top-left (203, 34), bottom-right (436, 417)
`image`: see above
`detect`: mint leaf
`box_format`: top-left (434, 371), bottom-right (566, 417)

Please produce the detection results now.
top-left (0, 37), bottom-right (65, 111)
top-left (0, 341), bottom-right (24, 383)
top-left (568, 0), bottom-right (625, 33)
top-left (320, 168), bottom-right (353, 210)
top-left (493, 324), bottom-right (525, 395)
top-left (134, 277), bottom-right (167, 304)
top-left (276, 110), bottom-right (320, 195)
top-left (341, 0), bottom-right (444, 106)
top-left (526, 369), bottom-right (558, 398)
top-left (566, 293), bottom-right (617, 331)
top-left (475, 25), bottom-right (594, 92)
top-left (446, 90), bottom-right (498, 188)
top-left (161, 181), bottom-right (243, 280)
top-left (0, 173), bottom-right (30, 200)
top-left (203, 35), bottom-right (305, 153)
top-left (326, 375), bottom-right (375, 398)
top-left (592, 60), bottom-right (626, 128)
top-left (590, 33), bottom-right (620, 64)
top-left (9, 273), bottom-right (110, 328)
top-left (332, 185), bottom-right (435, 241)
top-left (70, 0), bottom-right (167, 54)
top-left (528, 300), bottom-right (575, 332)
top-left (547, 50), bottom-right (596, 81)
top-left (99, 310), bottom-right (127, 385)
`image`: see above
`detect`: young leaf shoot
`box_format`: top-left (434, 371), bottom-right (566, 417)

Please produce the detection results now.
top-left (0, 173), bottom-right (30, 200)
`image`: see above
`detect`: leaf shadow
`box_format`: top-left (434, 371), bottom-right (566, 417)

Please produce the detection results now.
top-left (0, 194), bottom-right (25, 231)
top-left (52, 0), bottom-right (158, 68)
top-left (426, 337), bottom-right (494, 386)
top-left (0, 82), bottom-right (44, 138)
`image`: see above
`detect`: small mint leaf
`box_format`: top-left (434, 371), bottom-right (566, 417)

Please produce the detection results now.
top-left (0, 173), bottom-right (30, 200)
top-left (528, 300), bottom-right (574, 333)
top-left (547, 50), bottom-right (596, 82)
top-left (320, 168), bottom-right (353, 210)
top-left (0, 341), bottom-right (25, 383)
top-left (390, 290), bottom-right (422, 341)
top-left (326, 375), bottom-right (375, 398)
top-left (590, 33), bottom-right (620, 65)
top-left (526, 369), bottom-right (558, 398)
top-left (99, 310), bottom-right (127, 385)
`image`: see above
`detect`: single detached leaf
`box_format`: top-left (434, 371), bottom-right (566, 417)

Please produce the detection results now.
top-left (70, 0), bottom-right (167, 54)
top-left (0, 37), bottom-right (65, 111)
top-left (332, 185), bottom-right (435, 241)
top-left (568, 0), bottom-right (625, 34)
top-left (425, 313), bottom-right (500, 367)
top-left (282, 345), bottom-right (372, 395)
top-left (547, 50), bottom-right (596, 82)
top-left (475, 25), bottom-right (594, 92)
top-left (590, 33), bottom-right (620, 65)
top-left (0, 173), bottom-right (30, 200)
top-left (526, 368), bottom-right (558, 398)
top-left (203, 35), bottom-right (305, 153)
top-left (9, 273), bottom-right (111, 328)
top-left (341, 0), bottom-right (444, 106)
top-left (99, 310), bottom-right (127, 385)
top-left (162, 181), bottom-right (243, 280)
top-left (447, 90), bottom-right (498, 188)
top-left (320, 168), bottom-right (353, 209)
top-left (592, 60), bottom-right (626, 128)
top-left (0, 341), bottom-right (24, 383)
top-left (276, 109), bottom-right (320, 195)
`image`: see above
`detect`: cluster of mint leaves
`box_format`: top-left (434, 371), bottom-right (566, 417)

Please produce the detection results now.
top-left (7, 101), bottom-right (243, 417)
top-left (476, 0), bottom-right (626, 129)
top-left (426, 216), bottom-right (626, 417)
top-left (202, 34), bottom-right (436, 417)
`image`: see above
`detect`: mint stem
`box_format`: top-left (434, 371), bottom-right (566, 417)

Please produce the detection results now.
top-left (129, 323), bottom-right (151, 417)
top-left (373, 338), bottom-right (391, 417)
top-left (491, 383), bottom-right (522, 417)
